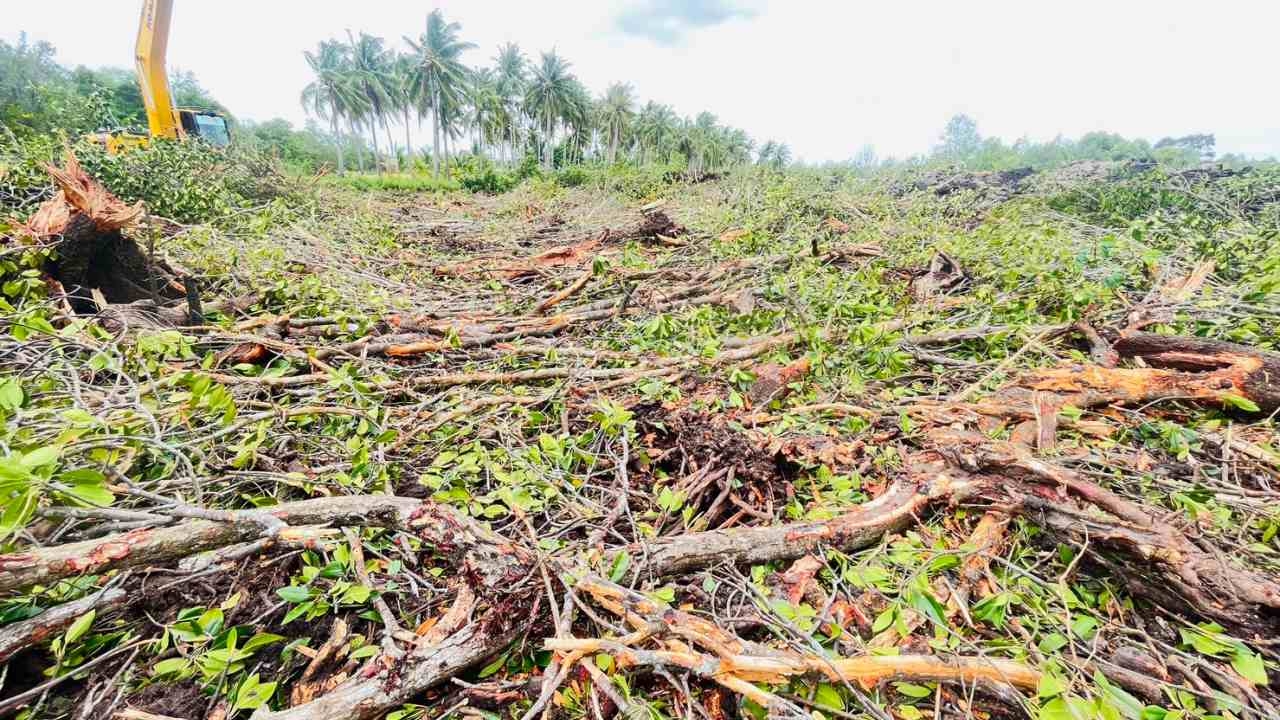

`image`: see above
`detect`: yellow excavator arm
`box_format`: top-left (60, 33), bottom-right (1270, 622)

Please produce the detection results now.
top-left (124, 0), bottom-right (230, 147)
top-left (135, 0), bottom-right (181, 140)
top-left (91, 0), bottom-right (230, 151)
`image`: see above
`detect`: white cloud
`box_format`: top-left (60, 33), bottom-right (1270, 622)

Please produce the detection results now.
top-left (5, 0), bottom-right (1278, 161)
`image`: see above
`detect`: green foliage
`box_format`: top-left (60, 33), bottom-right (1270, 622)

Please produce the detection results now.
top-left (0, 34), bottom-right (226, 140)
top-left (454, 155), bottom-right (517, 194)
top-left (0, 132), bottom-right (289, 223)
top-left (323, 171), bottom-right (461, 193)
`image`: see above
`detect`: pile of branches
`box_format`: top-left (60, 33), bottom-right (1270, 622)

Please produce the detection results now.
top-left (2, 158), bottom-right (1279, 720)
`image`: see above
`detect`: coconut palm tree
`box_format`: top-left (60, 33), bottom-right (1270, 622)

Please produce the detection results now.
top-left (470, 68), bottom-right (512, 160)
top-left (301, 39), bottom-right (360, 173)
top-left (405, 10), bottom-right (475, 178)
top-left (391, 52), bottom-right (418, 159)
top-left (599, 82), bottom-right (635, 164)
top-left (492, 43), bottom-right (526, 163)
top-left (346, 31), bottom-right (395, 171)
top-left (524, 51), bottom-right (579, 170)
top-left (634, 102), bottom-right (678, 164)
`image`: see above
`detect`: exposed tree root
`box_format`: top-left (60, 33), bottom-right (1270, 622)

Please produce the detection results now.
top-left (934, 428), bottom-right (1280, 637)
top-left (1009, 331), bottom-right (1280, 414)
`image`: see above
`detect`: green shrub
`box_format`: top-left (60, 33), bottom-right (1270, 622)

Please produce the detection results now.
top-left (322, 172), bottom-right (461, 193)
top-left (555, 165), bottom-right (589, 188)
top-left (1, 132), bottom-right (289, 224)
top-left (454, 156), bottom-right (517, 194)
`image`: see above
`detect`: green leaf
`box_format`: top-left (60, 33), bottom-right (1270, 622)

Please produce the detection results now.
top-left (478, 651), bottom-right (509, 678)
top-left (65, 610), bottom-right (95, 644)
top-left (1070, 615), bottom-right (1098, 640)
top-left (813, 683), bottom-right (844, 710)
top-left (232, 673), bottom-right (277, 711)
top-left (152, 657), bottom-right (190, 677)
top-left (1221, 394), bottom-right (1260, 413)
top-left (63, 481), bottom-right (114, 507)
top-left (342, 584), bottom-right (373, 604)
top-left (608, 551), bottom-right (631, 582)
top-left (0, 379), bottom-right (22, 410)
top-left (0, 489), bottom-right (37, 538)
top-left (241, 632), bottom-right (286, 654)
top-left (20, 445), bottom-right (60, 469)
top-left (872, 608), bottom-right (895, 634)
top-left (1038, 633), bottom-right (1069, 653)
top-left (350, 644), bottom-right (380, 660)
top-left (1231, 649), bottom-right (1268, 686)
top-left (277, 586), bottom-right (312, 603)
top-left (282, 601), bottom-right (313, 625)
top-left (1039, 695), bottom-right (1093, 720)
top-left (895, 682), bottom-right (931, 698)
top-left (1038, 672), bottom-right (1065, 699)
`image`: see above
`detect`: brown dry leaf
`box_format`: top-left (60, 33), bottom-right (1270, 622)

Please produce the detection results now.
top-left (415, 616), bottom-right (439, 636)
top-left (823, 216), bottom-right (851, 233)
top-left (777, 555), bottom-right (824, 605)
top-left (718, 228), bottom-right (749, 243)
top-left (748, 357), bottom-right (811, 406)
top-left (1158, 260), bottom-right (1214, 302)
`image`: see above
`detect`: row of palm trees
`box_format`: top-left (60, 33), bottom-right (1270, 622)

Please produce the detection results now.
top-left (301, 10), bottom-right (778, 177)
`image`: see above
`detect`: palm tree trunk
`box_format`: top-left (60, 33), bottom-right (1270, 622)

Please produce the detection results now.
top-left (431, 88), bottom-right (442, 179)
top-left (349, 119), bottom-right (366, 172)
top-left (382, 117), bottom-right (398, 172)
top-left (543, 111), bottom-right (553, 170)
top-left (331, 115), bottom-right (345, 174)
top-left (367, 117), bottom-right (382, 174)
top-left (442, 128), bottom-right (451, 179)
top-left (403, 106), bottom-right (413, 159)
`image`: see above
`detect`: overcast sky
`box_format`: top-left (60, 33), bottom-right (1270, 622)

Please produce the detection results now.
top-left (6, 1), bottom-right (1279, 162)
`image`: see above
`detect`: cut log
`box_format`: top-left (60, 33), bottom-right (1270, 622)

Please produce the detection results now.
top-left (0, 587), bottom-right (126, 663)
top-left (0, 496), bottom-right (421, 595)
top-left (624, 457), bottom-right (983, 579)
top-left (1008, 331), bottom-right (1280, 414)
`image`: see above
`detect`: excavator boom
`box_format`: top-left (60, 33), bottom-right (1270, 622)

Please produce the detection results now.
top-left (133, 0), bottom-right (229, 146)
top-left (135, 0), bottom-right (181, 140)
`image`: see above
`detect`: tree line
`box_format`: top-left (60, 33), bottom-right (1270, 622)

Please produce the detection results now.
top-left (301, 10), bottom-right (765, 177)
top-left (5, 26), bottom-right (1261, 179)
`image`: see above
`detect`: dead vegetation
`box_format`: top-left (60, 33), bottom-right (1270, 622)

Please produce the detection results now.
top-left (2, 157), bottom-right (1279, 720)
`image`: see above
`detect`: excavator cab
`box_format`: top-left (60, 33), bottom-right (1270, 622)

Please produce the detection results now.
top-left (178, 109), bottom-right (231, 147)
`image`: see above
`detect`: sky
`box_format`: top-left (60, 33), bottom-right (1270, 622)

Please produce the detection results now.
top-left (6, 0), bottom-right (1280, 162)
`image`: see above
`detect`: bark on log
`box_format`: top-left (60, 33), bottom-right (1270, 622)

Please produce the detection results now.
top-left (0, 587), bottom-right (126, 663)
top-left (625, 457), bottom-right (982, 579)
top-left (935, 429), bottom-right (1280, 637)
top-left (1114, 331), bottom-right (1280, 412)
top-left (1012, 331), bottom-right (1280, 414)
top-left (0, 496), bottom-right (421, 595)
top-left (251, 617), bottom-right (523, 720)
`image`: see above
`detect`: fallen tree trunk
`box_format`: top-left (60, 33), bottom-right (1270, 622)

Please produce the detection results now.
top-left (0, 496), bottom-right (421, 594)
top-left (1011, 331), bottom-right (1280, 413)
top-left (0, 587), bottom-right (126, 664)
top-left (623, 460), bottom-right (980, 579)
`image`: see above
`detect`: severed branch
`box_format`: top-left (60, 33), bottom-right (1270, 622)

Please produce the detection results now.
top-left (560, 572), bottom-right (1039, 714)
top-left (936, 428), bottom-right (1280, 636)
top-left (0, 586), bottom-right (127, 664)
top-left (0, 495), bottom-right (422, 595)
